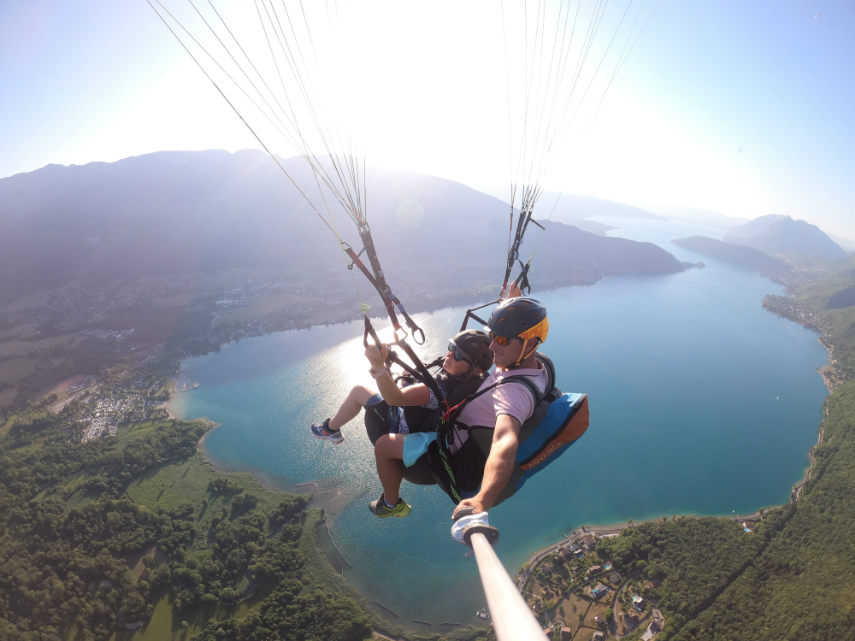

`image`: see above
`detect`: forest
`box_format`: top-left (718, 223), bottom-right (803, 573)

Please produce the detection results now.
top-left (0, 406), bottom-right (374, 641)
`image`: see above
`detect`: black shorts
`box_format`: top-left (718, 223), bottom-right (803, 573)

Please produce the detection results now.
top-left (363, 398), bottom-right (436, 486)
top-left (363, 399), bottom-right (488, 500)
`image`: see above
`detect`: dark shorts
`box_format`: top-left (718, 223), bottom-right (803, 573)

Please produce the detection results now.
top-left (363, 398), bottom-right (488, 501)
top-left (363, 395), bottom-right (401, 443)
top-left (364, 397), bottom-right (436, 486)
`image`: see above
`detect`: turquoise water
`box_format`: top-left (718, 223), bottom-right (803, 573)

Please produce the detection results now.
top-left (170, 219), bottom-right (828, 626)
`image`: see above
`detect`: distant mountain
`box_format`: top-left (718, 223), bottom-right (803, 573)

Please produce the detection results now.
top-left (539, 191), bottom-right (664, 226)
top-left (671, 214), bottom-right (848, 282)
top-left (653, 206), bottom-right (748, 230)
top-left (0, 150), bottom-right (688, 306)
top-left (725, 214), bottom-right (847, 260)
top-left (673, 236), bottom-right (791, 281)
top-left (471, 187), bottom-right (662, 234)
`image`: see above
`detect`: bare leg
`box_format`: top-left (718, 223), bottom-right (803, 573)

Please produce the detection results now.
top-left (374, 433), bottom-right (406, 504)
top-left (328, 385), bottom-right (375, 431)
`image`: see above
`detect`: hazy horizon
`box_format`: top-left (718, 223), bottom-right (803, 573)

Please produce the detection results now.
top-left (3, 2), bottom-right (854, 240)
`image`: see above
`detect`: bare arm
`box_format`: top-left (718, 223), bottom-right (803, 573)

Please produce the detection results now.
top-left (366, 344), bottom-right (431, 407)
top-left (453, 413), bottom-right (521, 517)
top-left (375, 374), bottom-right (431, 407)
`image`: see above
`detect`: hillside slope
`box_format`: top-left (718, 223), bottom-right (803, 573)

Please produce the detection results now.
top-left (0, 150), bottom-right (687, 304)
top-left (725, 214), bottom-right (847, 260)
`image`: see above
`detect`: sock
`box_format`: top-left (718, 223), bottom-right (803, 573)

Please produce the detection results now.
top-left (382, 496), bottom-right (397, 508)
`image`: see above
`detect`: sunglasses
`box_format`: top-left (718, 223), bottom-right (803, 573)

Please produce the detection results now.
top-left (447, 342), bottom-right (472, 363)
top-left (488, 332), bottom-right (516, 347)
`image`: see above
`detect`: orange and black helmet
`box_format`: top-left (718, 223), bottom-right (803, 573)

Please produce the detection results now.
top-left (486, 297), bottom-right (549, 351)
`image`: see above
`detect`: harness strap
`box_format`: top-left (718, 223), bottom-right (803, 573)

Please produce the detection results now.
top-left (432, 357), bottom-right (553, 502)
top-left (458, 298), bottom-right (499, 332)
top-left (343, 220), bottom-right (440, 407)
top-left (435, 445), bottom-right (463, 504)
top-left (441, 354), bottom-right (554, 427)
top-left (344, 228), bottom-right (425, 345)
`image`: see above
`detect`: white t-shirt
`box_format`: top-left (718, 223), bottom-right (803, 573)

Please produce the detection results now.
top-left (449, 363), bottom-right (549, 453)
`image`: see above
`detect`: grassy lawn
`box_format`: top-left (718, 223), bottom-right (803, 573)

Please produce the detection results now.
top-left (548, 593), bottom-right (595, 639)
top-left (555, 593), bottom-right (593, 623)
top-left (581, 600), bottom-right (609, 631)
top-left (125, 592), bottom-right (247, 641)
top-left (572, 627), bottom-right (605, 641)
top-left (123, 597), bottom-right (246, 641)
top-left (123, 596), bottom-right (184, 641)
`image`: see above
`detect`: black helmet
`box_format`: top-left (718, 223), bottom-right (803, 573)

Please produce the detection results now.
top-left (486, 297), bottom-right (549, 346)
top-left (449, 329), bottom-right (494, 371)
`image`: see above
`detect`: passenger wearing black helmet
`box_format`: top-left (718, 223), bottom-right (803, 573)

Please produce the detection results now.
top-left (310, 329), bottom-right (494, 518)
top-left (373, 295), bottom-right (551, 519)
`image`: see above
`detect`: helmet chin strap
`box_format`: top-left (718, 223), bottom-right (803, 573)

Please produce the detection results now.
top-left (510, 338), bottom-right (540, 367)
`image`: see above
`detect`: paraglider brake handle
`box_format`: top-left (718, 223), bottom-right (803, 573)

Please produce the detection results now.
top-left (392, 326), bottom-right (409, 345)
top-left (452, 507), bottom-right (500, 547)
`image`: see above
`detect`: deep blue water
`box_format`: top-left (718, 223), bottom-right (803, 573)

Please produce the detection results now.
top-left (170, 218), bottom-right (828, 625)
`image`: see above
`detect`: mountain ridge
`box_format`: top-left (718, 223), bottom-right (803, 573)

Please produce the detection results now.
top-left (673, 214), bottom-right (848, 280)
top-left (0, 149), bottom-right (690, 305)
top-left (725, 214), bottom-right (847, 260)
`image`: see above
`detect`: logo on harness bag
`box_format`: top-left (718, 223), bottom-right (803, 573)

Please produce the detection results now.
top-left (520, 444), bottom-right (562, 469)
top-left (518, 396), bottom-right (589, 471)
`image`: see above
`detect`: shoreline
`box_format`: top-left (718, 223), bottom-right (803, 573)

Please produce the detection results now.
top-left (193, 419), bottom-right (365, 519)
top-left (180, 377), bottom-right (829, 626)
top-left (188, 415), bottom-right (417, 626)
top-left (515, 320), bottom-right (835, 577)
top-left (188, 415), bottom-right (367, 592)
top-left (518, 506), bottom-right (777, 584)
top-left (186, 407), bottom-right (370, 570)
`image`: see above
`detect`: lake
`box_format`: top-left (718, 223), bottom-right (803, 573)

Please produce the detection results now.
top-left (169, 217), bottom-right (828, 626)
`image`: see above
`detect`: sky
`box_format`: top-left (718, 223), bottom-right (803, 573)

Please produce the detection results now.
top-left (2, 0), bottom-right (854, 241)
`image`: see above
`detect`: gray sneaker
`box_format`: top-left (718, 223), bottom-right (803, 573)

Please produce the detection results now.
top-left (311, 419), bottom-right (343, 444)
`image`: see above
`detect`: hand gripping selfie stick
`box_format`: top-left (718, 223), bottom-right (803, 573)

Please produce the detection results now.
top-left (452, 509), bottom-right (548, 641)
